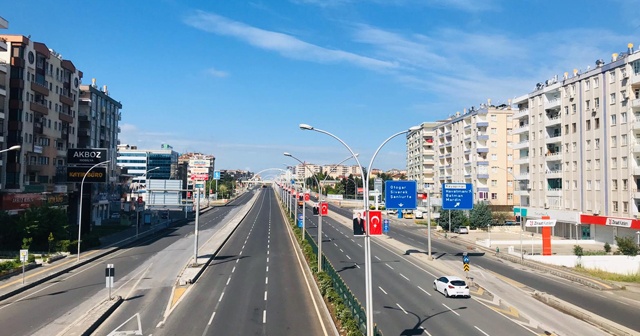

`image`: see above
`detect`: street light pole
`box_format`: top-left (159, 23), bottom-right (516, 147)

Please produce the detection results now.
top-left (300, 123), bottom-right (419, 336)
top-left (77, 160), bottom-right (110, 262)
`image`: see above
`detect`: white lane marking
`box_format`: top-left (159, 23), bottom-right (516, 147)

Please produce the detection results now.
top-left (266, 266), bottom-right (269, 272)
top-left (207, 311), bottom-right (216, 325)
top-left (334, 243), bottom-right (338, 247)
top-left (442, 303), bottom-right (460, 316)
top-left (421, 327), bottom-right (432, 336)
top-left (232, 266), bottom-right (236, 273)
top-left (357, 244), bottom-right (362, 247)
top-left (267, 250), bottom-right (270, 255)
top-left (378, 286), bottom-right (387, 295)
top-left (617, 300), bottom-right (630, 306)
top-left (474, 326), bottom-right (490, 335)
top-left (226, 277), bottom-right (231, 285)
top-left (375, 256), bottom-right (381, 261)
top-left (265, 277), bottom-right (269, 284)
top-left (264, 291), bottom-right (268, 300)
top-left (267, 257), bottom-right (269, 263)
top-left (386, 264), bottom-right (394, 270)
top-left (355, 264), bottom-right (360, 269)
top-left (345, 255), bottom-right (351, 260)
top-left (417, 286), bottom-right (431, 296)
top-left (218, 292), bottom-right (225, 302)
top-left (400, 273), bottom-right (410, 281)
top-left (236, 259), bottom-right (240, 263)
top-left (396, 303), bottom-right (408, 314)
top-left (263, 310), bottom-right (267, 323)
top-left (339, 249), bottom-right (344, 252)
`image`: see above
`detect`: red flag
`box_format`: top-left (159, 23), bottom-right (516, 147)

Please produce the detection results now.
top-left (368, 210), bottom-right (383, 235)
top-left (304, 193), bottom-right (310, 201)
top-left (320, 202), bottom-right (328, 216)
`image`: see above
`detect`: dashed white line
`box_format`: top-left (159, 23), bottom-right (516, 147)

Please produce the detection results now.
top-left (375, 256), bottom-right (381, 261)
top-left (474, 326), bottom-right (490, 335)
top-left (263, 310), bottom-right (267, 323)
top-left (617, 300), bottom-right (630, 306)
top-left (218, 292), bottom-right (225, 302)
top-left (207, 311), bottom-right (216, 325)
top-left (266, 257), bottom-right (269, 263)
top-left (339, 248), bottom-right (344, 252)
top-left (386, 264), bottom-right (394, 270)
top-left (346, 255), bottom-right (351, 260)
top-left (357, 244), bottom-right (362, 247)
top-left (264, 291), bottom-right (268, 300)
top-left (420, 327), bottom-right (432, 336)
top-left (442, 303), bottom-right (460, 316)
top-left (396, 303), bottom-right (408, 314)
top-left (236, 259), bottom-right (240, 263)
top-left (334, 243), bottom-right (338, 247)
top-left (226, 277), bottom-right (231, 285)
top-left (378, 286), bottom-right (387, 294)
top-left (417, 286), bottom-right (431, 296)
top-left (400, 273), bottom-right (410, 281)
top-left (266, 266), bottom-right (269, 272)
top-left (265, 277), bottom-right (269, 284)
top-left (232, 266), bottom-right (236, 273)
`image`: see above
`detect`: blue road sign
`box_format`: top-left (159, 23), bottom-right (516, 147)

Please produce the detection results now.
top-left (298, 213), bottom-right (303, 221)
top-left (442, 183), bottom-right (474, 210)
top-left (213, 171), bottom-right (221, 180)
top-left (291, 179), bottom-right (295, 185)
top-left (298, 219), bottom-right (303, 228)
top-left (385, 180), bottom-right (418, 209)
top-left (463, 255), bottom-right (469, 264)
top-left (383, 219), bottom-right (390, 233)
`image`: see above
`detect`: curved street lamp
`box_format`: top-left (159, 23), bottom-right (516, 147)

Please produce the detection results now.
top-left (0, 145), bottom-right (21, 154)
top-left (77, 160), bottom-right (110, 262)
top-left (300, 123), bottom-right (419, 336)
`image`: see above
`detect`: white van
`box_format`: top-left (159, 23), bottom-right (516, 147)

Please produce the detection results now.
top-left (413, 207), bottom-right (428, 219)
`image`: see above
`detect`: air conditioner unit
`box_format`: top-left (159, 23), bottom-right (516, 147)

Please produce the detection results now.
top-left (544, 202), bottom-right (549, 209)
top-left (594, 210), bottom-right (600, 215)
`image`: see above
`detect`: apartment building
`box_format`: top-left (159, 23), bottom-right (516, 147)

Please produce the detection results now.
top-left (433, 104), bottom-right (516, 206)
top-left (0, 35), bottom-right (82, 197)
top-left (0, 17), bottom-right (8, 189)
top-left (407, 122), bottom-right (438, 194)
top-left (512, 44), bottom-right (640, 243)
top-left (322, 164), bottom-right (362, 179)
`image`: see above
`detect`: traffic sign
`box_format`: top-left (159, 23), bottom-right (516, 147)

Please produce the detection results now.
top-left (383, 219), bottom-right (390, 233)
top-left (385, 180), bottom-right (418, 209)
top-left (442, 183), bottom-right (474, 210)
top-left (463, 264), bottom-right (470, 272)
top-left (19, 249), bottom-right (28, 263)
top-left (213, 171), bottom-right (221, 180)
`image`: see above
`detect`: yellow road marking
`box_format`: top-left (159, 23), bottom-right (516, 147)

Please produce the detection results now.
top-left (490, 271), bottom-right (527, 289)
top-left (491, 305), bottom-right (520, 318)
top-left (0, 250), bottom-right (99, 290)
top-left (472, 287), bottom-right (485, 296)
top-left (171, 287), bottom-right (187, 308)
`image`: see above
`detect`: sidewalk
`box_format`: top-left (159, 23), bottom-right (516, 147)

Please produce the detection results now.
top-left (0, 208), bottom-right (201, 302)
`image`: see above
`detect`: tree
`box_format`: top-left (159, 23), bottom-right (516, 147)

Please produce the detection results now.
top-left (469, 202), bottom-right (492, 229)
top-left (614, 236), bottom-right (638, 256)
top-left (436, 209), bottom-right (468, 232)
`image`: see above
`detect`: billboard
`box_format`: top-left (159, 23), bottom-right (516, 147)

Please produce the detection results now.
top-left (67, 148), bottom-right (108, 166)
top-left (66, 166), bottom-right (107, 183)
top-left (189, 159), bottom-right (210, 167)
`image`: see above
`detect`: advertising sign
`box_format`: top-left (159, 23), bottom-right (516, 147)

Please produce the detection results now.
top-left (525, 219), bottom-right (557, 227)
top-left (368, 210), bottom-right (383, 236)
top-left (189, 159), bottom-right (210, 167)
top-left (66, 166), bottom-right (107, 183)
top-left (352, 209), bottom-right (366, 236)
top-left (67, 148), bottom-right (107, 166)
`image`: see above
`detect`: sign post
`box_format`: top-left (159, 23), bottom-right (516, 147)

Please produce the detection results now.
top-left (384, 180), bottom-right (418, 210)
top-left (20, 249), bottom-right (28, 284)
top-left (105, 264), bottom-right (114, 300)
top-left (463, 252), bottom-right (470, 275)
top-left (442, 183), bottom-right (474, 210)
top-left (383, 219), bottom-right (390, 234)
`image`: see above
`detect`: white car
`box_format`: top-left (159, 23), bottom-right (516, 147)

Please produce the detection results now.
top-left (413, 210), bottom-right (424, 219)
top-left (433, 276), bottom-right (470, 298)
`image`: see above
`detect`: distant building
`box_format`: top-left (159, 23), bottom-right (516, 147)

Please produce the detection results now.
top-left (407, 122), bottom-right (438, 193)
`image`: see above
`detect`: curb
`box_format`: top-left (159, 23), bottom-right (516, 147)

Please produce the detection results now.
top-left (59, 295), bottom-right (124, 336)
top-left (533, 291), bottom-right (637, 336)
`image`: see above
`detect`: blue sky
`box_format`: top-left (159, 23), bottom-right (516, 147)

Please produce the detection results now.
top-left (4, 1), bottom-right (640, 176)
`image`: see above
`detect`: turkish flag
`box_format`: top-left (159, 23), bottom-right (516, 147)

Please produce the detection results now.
top-left (304, 193), bottom-right (310, 201)
top-left (368, 210), bottom-right (383, 235)
top-left (320, 202), bottom-right (328, 216)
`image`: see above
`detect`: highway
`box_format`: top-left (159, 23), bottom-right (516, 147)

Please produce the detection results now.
top-left (153, 188), bottom-right (330, 336)
top-left (0, 192), bottom-right (253, 336)
top-left (303, 202), bottom-right (533, 335)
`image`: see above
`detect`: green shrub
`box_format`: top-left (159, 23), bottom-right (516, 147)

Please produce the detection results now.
top-left (573, 245), bottom-right (584, 256)
top-left (604, 242), bottom-right (611, 253)
top-left (56, 240), bottom-right (71, 252)
top-left (615, 236), bottom-right (638, 256)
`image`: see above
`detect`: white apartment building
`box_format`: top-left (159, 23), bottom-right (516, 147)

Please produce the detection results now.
top-left (512, 43), bottom-right (640, 243)
top-left (406, 122), bottom-right (438, 194)
top-left (322, 164), bottom-right (362, 179)
top-left (433, 104), bottom-right (516, 206)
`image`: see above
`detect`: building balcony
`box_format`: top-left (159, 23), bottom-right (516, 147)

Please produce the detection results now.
top-left (513, 124), bottom-right (530, 134)
top-left (477, 147), bottom-right (489, 153)
top-left (513, 108), bottom-right (529, 119)
top-left (545, 152), bottom-right (562, 161)
top-left (545, 134), bottom-right (562, 144)
top-left (545, 115), bottom-right (561, 125)
top-left (518, 173), bottom-right (530, 180)
top-left (631, 73), bottom-right (640, 85)
top-left (477, 173), bottom-right (489, 179)
top-left (547, 188), bottom-right (562, 196)
top-left (30, 101), bottom-right (49, 115)
top-left (477, 134), bottom-right (489, 141)
top-left (514, 156), bottom-right (529, 165)
top-left (513, 140), bottom-right (529, 150)
top-left (544, 97), bottom-right (561, 109)
top-left (477, 121), bottom-right (489, 128)
top-left (477, 160), bottom-right (489, 166)
top-left (547, 170), bottom-right (562, 178)
top-left (631, 98), bottom-right (640, 111)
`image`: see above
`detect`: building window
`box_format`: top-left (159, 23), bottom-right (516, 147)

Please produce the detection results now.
top-left (622, 112), bottom-right (628, 123)
top-left (595, 118), bottom-right (600, 129)
top-left (612, 157), bottom-right (617, 168)
top-left (491, 141), bottom-right (497, 147)
top-left (595, 97), bottom-right (600, 108)
top-left (586, 180), bottom-right (591, 190)
top-left (612, 179), bottom-right (618, 190)
top-left (595, 138), bottom-right (600, 149)
top-left (611, 114), bottom-right (617, 125)
top-left (610, 70), bottom-right (616, 83)
top-left (491, 128), bottom-right (497, 134)
top-left (622, 156), bottom-right (628, 168)
top-left (585, 79), bottom-right (590, 91)
top-left (594, 77), bottom-right (599, 88)
top-left (491, 180), bottom-right (497, 187)
top-left (586, 160), bottom-right (591, 170)
top-left (491, 154), bottom-right (497, 160)
top-left (595, 159), bottom-right (600, 170)
top-left (572, 104), bottom-right (576, 114)
top-left (573, 161), bottom-right (577, 172)
top-left (573, 180), bottom-right (578, 189)
top-left (507, 154), bottom-right (512, 161)
top-left (622, 134), bottom-right (628, 146)
top-left (610, 93), bottom-right (616, 105)
top-left (595, 180), bottom-right (600, 191)
top-left (623, 179), bottom-right (628, 190)
top-left (611, 136), bottom-right (617, 147)
top-left (623, 201), bottom-right (629, 213)
top-left (586, 100), bottom-right (591, 110)
top-left (572, 123), bottom-right (577, 133)
top-left (613, 201), bottom-right (619, 212)
top-left (491, 114), bottom-right (497, 121)
top-left (586, 120), bottom-right (591, 130)
top-left (491, 193), bottom-right (498, 200)
top-left (572, 142), bottom-right (577, 152)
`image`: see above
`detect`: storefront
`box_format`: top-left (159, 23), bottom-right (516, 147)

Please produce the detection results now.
top-left (522, 207), bottom-right (581, 239)
top-left (580, 215), bottom-right (640, 245)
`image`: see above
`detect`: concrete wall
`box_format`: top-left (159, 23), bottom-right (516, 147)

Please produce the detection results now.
top-left (527, 255), bottom-right (640, 275)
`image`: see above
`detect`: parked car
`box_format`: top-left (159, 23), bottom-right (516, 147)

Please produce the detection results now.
top-left (413, 210), bottom-right (424, 219)
top-left (403, 210), bottom-right (414, 219)
top-left (433, 276), bottom-right (470, 298)
top-left (454, 227), bottom-right (469, 234)
top-left (385, 209), bottom-right (398, 215)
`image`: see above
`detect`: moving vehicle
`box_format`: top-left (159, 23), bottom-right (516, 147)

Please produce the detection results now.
top-left (433, 276), bottom-right (470, 298)
top-left (454, 227), bottom-right (469, 234)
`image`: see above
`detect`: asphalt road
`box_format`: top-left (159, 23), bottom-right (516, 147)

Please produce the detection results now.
top-left (303, 203), bottom-right (532, 335)
top-left (383, 216), bottom-right (640, 332)
top-left (0, 192), bottom-right (253, 336)
top-left (154, 188), bottom-right (329, 336)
